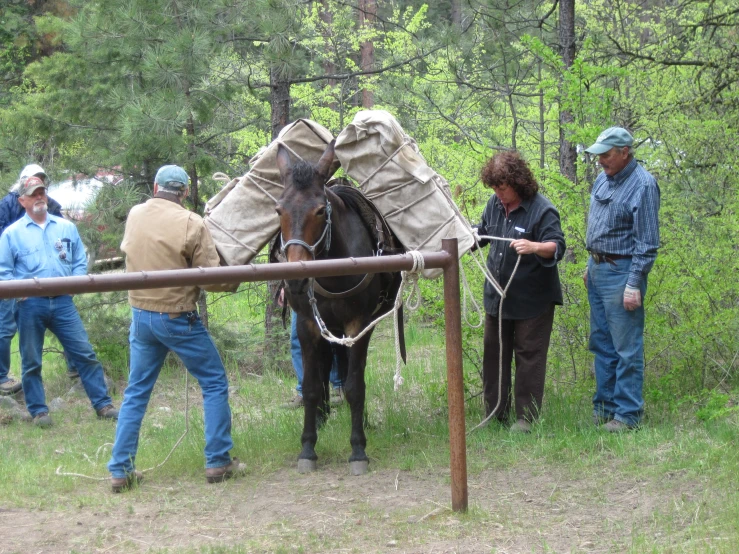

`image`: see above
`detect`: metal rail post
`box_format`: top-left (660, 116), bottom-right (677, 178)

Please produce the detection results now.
top-left (442, 238), bottom-right (468, 512)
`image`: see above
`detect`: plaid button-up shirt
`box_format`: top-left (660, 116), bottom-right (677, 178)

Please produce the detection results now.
top-left (586, 158), bottom-right (660, 288)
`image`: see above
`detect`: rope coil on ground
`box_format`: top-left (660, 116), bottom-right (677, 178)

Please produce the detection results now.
top-left (56, 373), bottom-right (192, 481)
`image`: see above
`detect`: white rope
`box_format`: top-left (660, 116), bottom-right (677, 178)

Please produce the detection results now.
top-left (212, 172), bottom-right (231, 183)
top-left (314, 250), bottom-right (425, 391)
top-left (57, 373), bottom-right (192, 481)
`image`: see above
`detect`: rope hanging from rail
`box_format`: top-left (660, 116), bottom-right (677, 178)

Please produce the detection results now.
top-left (311, 250), bottom-right (425, 391)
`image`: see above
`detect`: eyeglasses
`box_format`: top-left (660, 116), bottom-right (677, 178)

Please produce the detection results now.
top-left (593, 185), bottom-right (615, 205)
top-left (55, 238), bottom-right (71, 260)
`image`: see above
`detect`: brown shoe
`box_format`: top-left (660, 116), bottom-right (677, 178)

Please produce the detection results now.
top-left (0, 378), bottom-right (22, 396)
top-left (33, 412), bottom-right (53, 428)
top-left (280, 395), bottom-right (304, 409)
top-left (603, 419), bottom-right (635, 433)
top-left (205, 458), bottom-right (246, 484)
top-left (330, 387), bottom-right (345, 406)
top-left (96, 404), bottom-right (119, 420)
top-left (111, 470), bottom-right (144, 493)
top-left (509, 419), bottom-right (532, 433)
top-left (593, 413), bottom-right (612, 426)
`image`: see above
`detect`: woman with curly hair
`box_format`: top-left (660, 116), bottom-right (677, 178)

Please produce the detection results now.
top-left (475, 150), bottom-right (566, 433)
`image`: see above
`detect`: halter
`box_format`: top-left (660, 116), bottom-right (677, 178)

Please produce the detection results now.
top-left (279, 197), bottom-right (332, 260)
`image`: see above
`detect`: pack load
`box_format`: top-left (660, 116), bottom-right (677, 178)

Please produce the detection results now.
top-left (204, 119), bottom-right (334, 266)
top-left (334, 110), bottom-right (473, 279)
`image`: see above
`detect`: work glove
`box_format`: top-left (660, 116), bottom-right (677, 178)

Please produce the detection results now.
top-left (623, 286), bottom-right (642, 310)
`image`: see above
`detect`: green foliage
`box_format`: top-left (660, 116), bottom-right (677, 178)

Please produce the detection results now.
top-left (0, 0), bottom-right (737, 412)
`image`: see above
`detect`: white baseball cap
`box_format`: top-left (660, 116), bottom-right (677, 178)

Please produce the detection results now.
top-left (19, 163), bottom-right (48, 183)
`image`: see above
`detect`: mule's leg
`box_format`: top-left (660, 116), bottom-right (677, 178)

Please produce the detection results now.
top-left (297, 321), bottom-right (332, 473)
top-left (345, 333), bottom-right (373, 475)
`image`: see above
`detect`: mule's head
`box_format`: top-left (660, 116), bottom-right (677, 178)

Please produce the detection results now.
top-left (275, 141), bottom-right (339, 272)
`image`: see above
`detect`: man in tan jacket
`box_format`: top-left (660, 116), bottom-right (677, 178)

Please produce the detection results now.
top-left (107, 165), bottom-right (243, 492)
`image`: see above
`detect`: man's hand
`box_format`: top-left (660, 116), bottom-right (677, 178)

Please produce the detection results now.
top-left (583, 269), bottom-right (588, 288)
top-left (623, 286), bottom-right (642, 310)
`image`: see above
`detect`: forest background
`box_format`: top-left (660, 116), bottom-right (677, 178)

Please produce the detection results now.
top-left (0, 0), bottom-right (737, 420)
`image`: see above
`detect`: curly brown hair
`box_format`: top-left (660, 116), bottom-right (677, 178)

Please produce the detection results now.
top-left (480, 150), bottom-right (539, 200)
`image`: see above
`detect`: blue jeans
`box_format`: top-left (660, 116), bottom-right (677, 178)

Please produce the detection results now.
top-left (0, 298), bottom-right (77, 384)
top-left (17, 295), bottom-right (111, 417)
top-left (0, 299), bottom-right (16, 384)
top-left (108, 309), bottom-right (233, 478)
top-left (587, 258), bottom-right (647, 426)
top-left (291, 310), bottom-right (342, 395)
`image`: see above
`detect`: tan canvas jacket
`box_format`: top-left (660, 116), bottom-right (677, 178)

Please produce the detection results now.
top-left (122, 197), bottom-right (231, 313)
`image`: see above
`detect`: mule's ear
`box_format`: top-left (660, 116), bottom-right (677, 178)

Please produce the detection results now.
top-left (316, 140), bottom-right (339, 180)
top-left (276, 144), bottom-right (292, 182)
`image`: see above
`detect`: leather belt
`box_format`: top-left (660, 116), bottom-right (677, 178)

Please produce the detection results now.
top-left (590, 252), bottom-right (631, 264)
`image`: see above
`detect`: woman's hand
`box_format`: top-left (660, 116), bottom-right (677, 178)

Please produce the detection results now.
top-left (509, 239), bottom-right (557, 259)
top-left (509, 239), bottom-right (537, 255)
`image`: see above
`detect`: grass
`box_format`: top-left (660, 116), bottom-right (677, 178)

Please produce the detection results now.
top-left (1, 313), bottom-right (738, 552)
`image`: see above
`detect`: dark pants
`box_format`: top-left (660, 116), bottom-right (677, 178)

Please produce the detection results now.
top-left (482, 304), bottom-right (555, 422)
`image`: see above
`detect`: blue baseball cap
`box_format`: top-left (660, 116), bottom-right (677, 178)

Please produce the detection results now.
top-left (155, 165), bottom-right (189, 190)
top-left (585, 127), bottom-right (634, 155)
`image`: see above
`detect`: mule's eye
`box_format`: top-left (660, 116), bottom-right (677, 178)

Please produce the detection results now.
top-left (316, 206), bottom-right (326, 217)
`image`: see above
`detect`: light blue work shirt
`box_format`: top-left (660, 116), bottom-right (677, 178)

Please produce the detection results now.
top-left (0, 213), bottom-right (88, 281)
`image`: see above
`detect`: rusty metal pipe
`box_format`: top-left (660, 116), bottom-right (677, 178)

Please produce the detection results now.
top-left (442, 238), bottom-right (468, 512)
top-left (0, 252), bottom-right (451, 299)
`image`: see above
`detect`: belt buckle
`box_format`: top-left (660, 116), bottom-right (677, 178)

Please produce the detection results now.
top-left (591, 252), bottom-right (603, 263)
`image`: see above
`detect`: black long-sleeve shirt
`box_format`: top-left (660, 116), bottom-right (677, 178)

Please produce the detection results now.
top-left (478, 192), bottom-right (565, 319)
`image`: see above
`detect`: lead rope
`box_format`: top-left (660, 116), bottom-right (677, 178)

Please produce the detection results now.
top-left (467, 247), bottom-right (523, 435)
top-left (56, 373), bottom-right (191, 482)
top-left (310, 250), bottom-right (425, 391)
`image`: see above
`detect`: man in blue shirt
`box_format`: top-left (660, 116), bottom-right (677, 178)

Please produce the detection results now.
top-left (0, 175), bottom-right (117, 427)
top-left (0, 164), bottom-right (76, 396)
top-left (584, 127), bottom-right (660, 432)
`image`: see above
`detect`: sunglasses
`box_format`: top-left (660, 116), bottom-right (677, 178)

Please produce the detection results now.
top-left (593, 186), bottom-right (615, 205)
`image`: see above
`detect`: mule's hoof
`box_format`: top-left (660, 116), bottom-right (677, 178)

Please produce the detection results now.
top-left (297, 459), bottom-right (317, 473)
top-left (349, 460), bottom-right (369, 476)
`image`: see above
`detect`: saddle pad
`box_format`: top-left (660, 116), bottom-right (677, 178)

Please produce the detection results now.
top-left (334, 110), bottom-right (473, 279)
top-left (204, 119), bottom-right (334, 266)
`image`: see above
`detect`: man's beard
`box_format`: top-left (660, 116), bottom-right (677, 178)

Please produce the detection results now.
top-left (31, 202), bottom-right (48, 215)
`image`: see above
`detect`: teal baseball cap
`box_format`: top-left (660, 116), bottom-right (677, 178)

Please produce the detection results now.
top-left (155, 165), bottom-right (189, 190)
top-left (585, 127), bottom-right (634, 154)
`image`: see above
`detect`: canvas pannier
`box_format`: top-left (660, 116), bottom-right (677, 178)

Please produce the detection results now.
top-left (334, 110), bottom-right (473, 279)
top-left (204, 119), bottom-right (334, 266)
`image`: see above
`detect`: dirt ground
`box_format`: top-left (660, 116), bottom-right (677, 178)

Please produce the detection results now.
top-left (0, 457), bottom-right (696, 553)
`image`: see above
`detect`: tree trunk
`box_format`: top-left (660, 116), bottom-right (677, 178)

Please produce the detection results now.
top-left (358, 0), bottom-right (376, 108)
top-left (558, 0), bottom-right (577, 182)
top-left (321, 0), bottom-right (338, 112)
top-left (270, 66), bottom-right (291, 140)
top-left (450, 0), bottom-right (462, 29)
top-left (264, 64), bottom-right (292, 371)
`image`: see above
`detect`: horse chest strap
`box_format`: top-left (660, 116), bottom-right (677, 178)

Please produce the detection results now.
top-left (314, 272), bottom-right (375, 299)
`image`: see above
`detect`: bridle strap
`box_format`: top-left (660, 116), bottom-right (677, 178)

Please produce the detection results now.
top-left (279, 197), bottom-right (332, 259)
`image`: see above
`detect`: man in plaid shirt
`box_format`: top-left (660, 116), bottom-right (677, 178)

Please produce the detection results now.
top-left (584, 127), bottom-right (660, 432)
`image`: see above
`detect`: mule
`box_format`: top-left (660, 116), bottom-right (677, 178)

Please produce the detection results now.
top-left (274, 140), bottom-right (404, 475)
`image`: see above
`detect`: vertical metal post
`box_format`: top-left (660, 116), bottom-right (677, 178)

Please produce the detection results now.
top-left (441, 238), bottom-right (468, 512)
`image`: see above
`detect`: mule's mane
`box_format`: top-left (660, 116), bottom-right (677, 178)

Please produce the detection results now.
top-left (291, 160), bottom-right (318, 191)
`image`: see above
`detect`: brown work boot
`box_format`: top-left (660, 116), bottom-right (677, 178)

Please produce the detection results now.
top-left (33, 412), bottom-right (53, 428)
top-left (0, 378), bottom-right (22, 396)
top-left (329, 387), bottom-right (345, 406)
top-left (111, 470), bottom-right (144, 493)
top-left (603, 419), bottom-right (635, 433)
top-left (96, 404), bottom-right (119, 420)
top-left (280, 395), bottom-right (304, 409)
top-left (206, 458), bottom-right (246, 484)
top-left (509, 419), bottom-right (532, 434)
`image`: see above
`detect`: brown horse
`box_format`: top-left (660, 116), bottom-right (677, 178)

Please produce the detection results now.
top-left (275, 140), bottom-right (403, 474)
